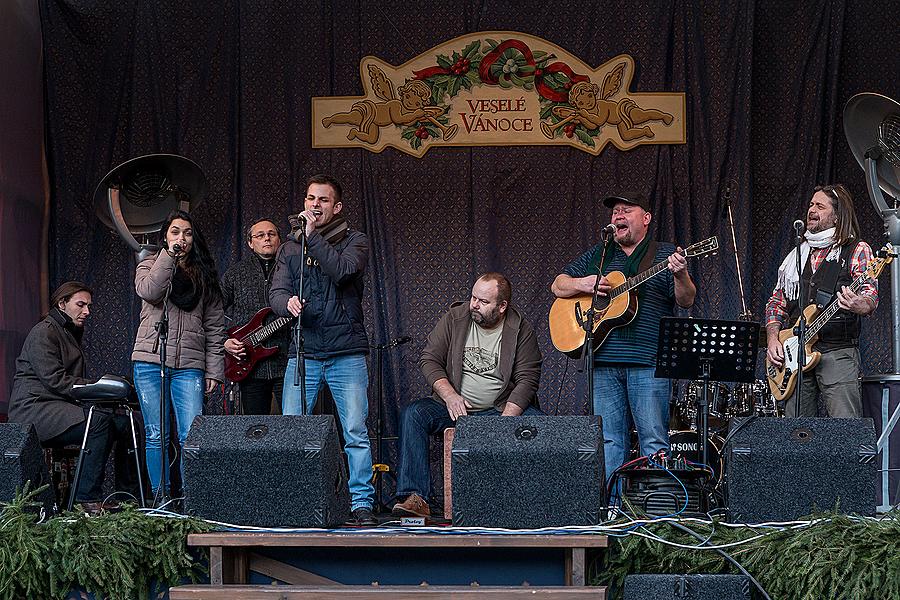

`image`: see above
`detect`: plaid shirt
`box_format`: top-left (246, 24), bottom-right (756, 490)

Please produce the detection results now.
top-left (765, 241), bottom-right (879, 328)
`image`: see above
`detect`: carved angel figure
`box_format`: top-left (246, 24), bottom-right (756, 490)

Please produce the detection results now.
top-left (322, 65), bottom-right (447, 144)
top-left (544, 62), bottom-right (674, 141)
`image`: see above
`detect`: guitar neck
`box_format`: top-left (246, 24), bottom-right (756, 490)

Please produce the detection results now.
top-left (609, 259), bottom-right (670, 299)
top-left (806, 272), bottom-right (869, 338)
top-left (248, 316), bottom-right (293, 345)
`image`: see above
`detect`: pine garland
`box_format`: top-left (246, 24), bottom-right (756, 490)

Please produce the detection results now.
top-left (0, 485), bottom-right (212, 600)
top-left (601, 512), bottom-right (900, 600)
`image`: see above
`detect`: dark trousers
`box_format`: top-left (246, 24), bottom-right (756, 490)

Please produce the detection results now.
top-left (239, 377), bottom-right (284, 415)
top-left (44, 407), bottom-right (114, 502)
top-left (396, 397), bottom-right (543, 500)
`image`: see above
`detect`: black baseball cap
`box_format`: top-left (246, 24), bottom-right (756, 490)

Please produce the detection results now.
top-left (602, 191), bottom-right (651, 212)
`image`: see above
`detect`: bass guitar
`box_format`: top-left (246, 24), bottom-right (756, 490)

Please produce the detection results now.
top-left (224, 307), bottom-right (294, 382)
top-left (549, 236), bottom-right (719, 358)
top-left (766, 244), bottom-right (894, 400)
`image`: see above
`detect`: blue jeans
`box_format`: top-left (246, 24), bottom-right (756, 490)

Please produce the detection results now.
top-left (133, 361), bottom-right (204, 493)
top-left (593, 365), bottom-right (671, 481)
top-left (282, 354), bottom-right (374, 511)
top-left (396, 397), bottom-right (544, 500)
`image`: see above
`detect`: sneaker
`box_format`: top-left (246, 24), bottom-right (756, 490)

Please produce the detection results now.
top-left (350, 507), bottom-right (377, 526)
top-left (391, 493), bottom-right (430, 518)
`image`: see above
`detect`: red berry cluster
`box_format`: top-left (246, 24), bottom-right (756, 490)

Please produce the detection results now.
top-left (415, 126), bottom-right (430, 139)
top-left (451, 57), bottom-right (471, 75)
top-left (563, 123), bottom-right (576, 138)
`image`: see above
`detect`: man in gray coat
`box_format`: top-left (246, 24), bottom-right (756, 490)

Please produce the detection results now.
top-left (392, 273), bottom-right (543, 518)
top-left (8, 282), bottom-right (117, 508)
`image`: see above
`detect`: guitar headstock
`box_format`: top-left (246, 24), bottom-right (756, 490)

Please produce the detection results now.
top-left (683, 236), bottom-right (719, 259)
top-left (868, 243), bottom-right (897, 280)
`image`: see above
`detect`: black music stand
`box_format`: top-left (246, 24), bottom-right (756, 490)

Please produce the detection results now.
top-left (656, 317), bottom-right (759, 507)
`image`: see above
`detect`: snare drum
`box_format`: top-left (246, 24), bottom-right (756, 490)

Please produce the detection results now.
top-left (668, 430), bottom-right (725, 482)
top-left (678, 381), bottom-right (730, 430)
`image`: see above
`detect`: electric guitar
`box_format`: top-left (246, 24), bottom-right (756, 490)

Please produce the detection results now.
top-left (766, 244), bottom-right (894, 400)
top-left (224, 307), bottom-right (294, 382)
top-left (549, 237), bottom-right (719, 358)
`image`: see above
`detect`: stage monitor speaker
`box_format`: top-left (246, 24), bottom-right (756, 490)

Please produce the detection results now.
top-left (183, 415), bottom-right (350, 527)
top-left (623, 574), bottom-right (752, 600)
top-left (726, 417), bottom-right (876, 523)
top-left (451, 415), bottom-right (604, 528)
top-left (0, 423), bottom-right (55, 513)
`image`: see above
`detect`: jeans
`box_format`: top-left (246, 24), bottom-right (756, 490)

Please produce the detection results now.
top-left (133, 361), bottom-right (204, 493)
top-left (396, 397), bottom-right (544, 500)
top-left (282, 354), bottom-right (374, 510)
top-left (593, 365), bottom-right (671, 481)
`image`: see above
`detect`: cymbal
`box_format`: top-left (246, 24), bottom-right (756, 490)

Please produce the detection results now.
top-left (843, 93), bottom-right (900, 200)
top-left (93, 153), bottom-right (207, 235)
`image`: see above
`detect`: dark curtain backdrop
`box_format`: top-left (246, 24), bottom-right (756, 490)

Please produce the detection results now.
top-left (38, 0), bottom-right (898, 496)
top-left (0, 0), bottom-right (45, 416)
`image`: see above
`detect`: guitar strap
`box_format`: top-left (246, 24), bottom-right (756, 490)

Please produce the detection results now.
top-left (638, 240), bottom-right (658, 274)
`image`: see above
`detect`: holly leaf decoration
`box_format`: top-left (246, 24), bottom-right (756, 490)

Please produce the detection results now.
top-left (436, 54), bottom-right (452, 69)
top-left (462, 40), bottom-right (481, 58)
top-left (575, 128), bottom-right (596, 147)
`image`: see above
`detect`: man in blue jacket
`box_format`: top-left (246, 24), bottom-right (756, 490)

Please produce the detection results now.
top-left (269, 174), bottom-right (375, 525)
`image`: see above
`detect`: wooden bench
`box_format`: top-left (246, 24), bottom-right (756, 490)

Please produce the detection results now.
top-left (177, 531), bottom-right (608, 597)
top-left (170, 584), bottom-right (604, 598)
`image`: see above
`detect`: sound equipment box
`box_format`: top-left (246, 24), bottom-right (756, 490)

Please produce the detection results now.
top-left (0, 423), bottom-right (55, 513)
top-left (183, 415), bottom-right (349, 527)
top-left (451, 415), bottom-right (605, 528)
top-left (624, 574), bottom-right (752, 599)
top-left (726, 417), bottom-right (876, 522)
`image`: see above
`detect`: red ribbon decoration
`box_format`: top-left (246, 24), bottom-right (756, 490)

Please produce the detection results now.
top-left (415, 38), bottom-right (590, 104)
top-left (535, 61), bottom-right (590, 103)
top-left (413, 65), bottom-right (452, 79)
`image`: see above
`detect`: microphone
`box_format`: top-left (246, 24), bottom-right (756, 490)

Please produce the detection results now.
top-left (172, 243), bottom-right (183, 254)
top-left (601, 224), bottom-right (617, 235)
top-left (793, 219), bottom-right (806, 233)
top-left (288, 210), bottom-right (323, 229)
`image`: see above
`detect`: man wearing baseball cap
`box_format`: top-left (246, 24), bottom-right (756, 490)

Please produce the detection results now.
top-left (551, 191), bottom-right (696, 483)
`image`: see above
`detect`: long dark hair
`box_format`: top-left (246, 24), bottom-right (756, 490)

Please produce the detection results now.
top-left (815, 184), bottom-right (860, 246)
top-left (157, 210), bottom-right (222, 301)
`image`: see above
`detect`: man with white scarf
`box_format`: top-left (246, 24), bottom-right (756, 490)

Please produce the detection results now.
top-left (765, 184), bottom-right (878, 417)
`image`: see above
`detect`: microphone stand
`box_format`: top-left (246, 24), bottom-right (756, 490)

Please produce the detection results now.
top-left (154, 249), bottom-right (179, 506)
top-left (369, 335), bottom-right (410, 512)
top-left (581, 231), bottom-right (614, 416)
top-left (793, 223), bottom-right (806, 418)
top-left (292, 227), bottom-right (308, 415)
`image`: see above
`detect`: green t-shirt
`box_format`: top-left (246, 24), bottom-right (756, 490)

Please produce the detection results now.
top-left (459, 318), bottom-right (504, 411)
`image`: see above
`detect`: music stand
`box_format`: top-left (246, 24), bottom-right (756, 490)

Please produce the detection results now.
top-left (656, 317), bottom-right (759, 507)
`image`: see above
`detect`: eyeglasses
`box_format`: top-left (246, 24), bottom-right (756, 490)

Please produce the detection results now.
top-left (250, 232), bottom-right (279, 240)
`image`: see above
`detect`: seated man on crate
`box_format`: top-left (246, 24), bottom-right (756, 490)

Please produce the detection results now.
top-left (392, 273), bottom-right (543, 518)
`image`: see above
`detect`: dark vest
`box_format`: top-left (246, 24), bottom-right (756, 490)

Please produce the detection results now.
top-left (786, 243), bottom-right (860, 352)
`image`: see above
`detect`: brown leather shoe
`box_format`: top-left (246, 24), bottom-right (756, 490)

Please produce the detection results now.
top-left (391, 493), bottom-right (430, 518)
top-left (79, 501), bottom-right (120, 516)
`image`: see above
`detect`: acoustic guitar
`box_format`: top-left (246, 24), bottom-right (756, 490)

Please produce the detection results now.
top-left (766, 244), bottom-right (893, 400)
top-left (549, 237), bottom-right (719, 358)
top-left (224, 307), bottom-right (294, 382)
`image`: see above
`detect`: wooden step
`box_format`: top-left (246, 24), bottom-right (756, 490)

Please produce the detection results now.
top-left (169, 584), bottom-right (606, 599)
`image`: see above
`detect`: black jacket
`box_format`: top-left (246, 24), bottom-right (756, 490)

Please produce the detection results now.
top-left (221, 254), bottom-right (290, 379)
top-left (269, 227), bottom-right (369, 359)
top-left (8, 308), bottom-right (90, 441)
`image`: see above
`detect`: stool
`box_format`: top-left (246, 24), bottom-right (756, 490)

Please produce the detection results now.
top-left (442, 427), bottom-right (454, 519)
top-left (68, 375), bottom-right (146, 510)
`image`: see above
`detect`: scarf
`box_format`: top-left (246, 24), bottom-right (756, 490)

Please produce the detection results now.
top-left (595, 235), bottom-right (653, 278)
top-left (170, 267), bottom-right (201, 312)
top-left (776, 227), bottom-right (840, 301)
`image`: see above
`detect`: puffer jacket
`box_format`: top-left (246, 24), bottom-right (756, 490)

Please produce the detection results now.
top-left (131, 250), bottom-right (226, 381)
top-left (269, 228), bottom-right (369, 359)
